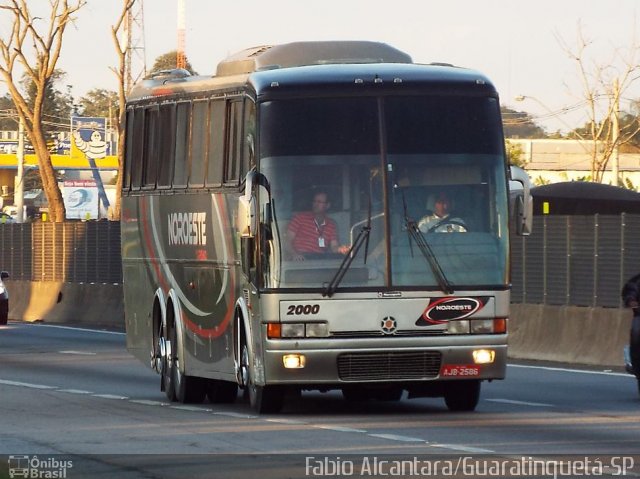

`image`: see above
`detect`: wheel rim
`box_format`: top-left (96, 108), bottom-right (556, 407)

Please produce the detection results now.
top-left (240, 344), bottom-right (250, 389)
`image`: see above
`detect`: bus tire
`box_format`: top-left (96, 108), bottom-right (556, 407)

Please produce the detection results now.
top-left (170, 326), bottom-right (206, 404)
top-left (240, 341), bottom-right (283, 413)
top-left (161, 328), bottom-right (176, 401)
top-left (443, 380), bottom-right (481, 412)
top-left (206, 380), bottom-right (238, 404)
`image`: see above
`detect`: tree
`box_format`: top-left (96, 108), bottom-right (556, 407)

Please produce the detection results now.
top-left (558, 22), bottom-right (640, 184)
top-left (150, 50), bottom-right (196, 75)
top-left (110, 0), bottom-right (135, 220)
top-left (78, 88), bottom-right (118, 120)
top-left (0, 94), bottom-right (18, 129)
top-left (502, 106), bottom-right (547, 139)
top-left (21, 69), bottom-right (73, 139)
top-left (505, 139), bottom-right (526, 168)
top-left (0, 0), bottom-right (86, 222)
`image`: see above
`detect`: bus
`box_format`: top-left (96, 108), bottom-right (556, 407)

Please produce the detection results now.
top-left (122, 41), bottom-right (533, 413)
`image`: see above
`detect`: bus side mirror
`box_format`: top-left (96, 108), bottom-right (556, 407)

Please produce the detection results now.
top-left (509, 165), bottom-right (533, 236)
top-left (238, 172), bottom-right (258, 237)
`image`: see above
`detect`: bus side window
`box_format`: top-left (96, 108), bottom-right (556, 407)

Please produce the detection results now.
top-left (242, 100), bottom-right (256, 176)
top-left (224, 99), bottom-right (243, 185)
top-left (130, 107), bottom-right (145, 190)
top-left (189, 100), bottom-right (208, 188)
top-left (143, 106), bottom-right (159, 189)
top-left (123, 108), bottom-right (135, 191)
top-left (173, 101), bottom-right (191, 188)
top-left (206, 99), bottom-right (224, 187)
top-left (157, 104), bottom-right (176, 188)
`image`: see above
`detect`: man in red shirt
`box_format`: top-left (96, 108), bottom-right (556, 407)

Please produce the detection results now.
top-left (286, 191), bottom-right (348, 260)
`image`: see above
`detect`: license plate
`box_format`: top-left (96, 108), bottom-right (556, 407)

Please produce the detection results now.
top-left (440, 364), bottom-right (480, 377)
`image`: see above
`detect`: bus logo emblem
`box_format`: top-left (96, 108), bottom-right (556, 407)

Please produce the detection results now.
top-left (380, 316), bottom-right (397, 335)
top-left (415, 297), bottom-right (487, 325)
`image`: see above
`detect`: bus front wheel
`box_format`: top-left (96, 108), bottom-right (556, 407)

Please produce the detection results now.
top-left (240, 341), bottom-right (283, 413)
top-left (443, 380), bottom-right (481, 412)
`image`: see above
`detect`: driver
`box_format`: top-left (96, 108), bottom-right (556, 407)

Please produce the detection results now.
top-left (286, 191), bottom-right (349, 261)
top-left (418, 191), bottom-right (467, 233)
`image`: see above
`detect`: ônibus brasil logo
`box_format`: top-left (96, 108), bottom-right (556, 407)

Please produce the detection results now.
top-left (415, 297), bottom-right (488, 325)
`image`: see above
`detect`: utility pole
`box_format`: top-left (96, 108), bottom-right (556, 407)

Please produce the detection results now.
top-left (15, 116), bottom-right (24, 223)
top-left (611, 78), bottom-right (620, 187)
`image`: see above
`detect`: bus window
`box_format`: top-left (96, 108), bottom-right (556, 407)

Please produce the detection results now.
top-left (130, 107), bottom-right (145, 189)
top-left (143, 106), bottom-right (159, 188)
top-left (173, 101), bottom-right (191, 188)
top-left (123, 108), bottom-right (135, 191)
top-left (242, 100), bottom-right (256, 176)
top-left (224, 99), bottom-right (243, 184)
top-left (157, 104), bottom-right (176, 188)
top-left (206, 100), bottom-right (224, 186)
top-left (189, 100), bottom-right (208, 188)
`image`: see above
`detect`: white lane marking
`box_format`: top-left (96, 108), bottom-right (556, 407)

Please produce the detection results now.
top-left (92, 394), bottom-right (129, 400)
top-left (213, 412), bottom-right (258, 419)
top-left (0, 379), bottom-right (56, 389)
top-left (431, 443), bottom-right (495, 453)
top-left (20, 323), bottom-right (125, 335)
top-left (266, 418), bottom-right (308, 425)
top-left (367, 433), bottom-right (425, 442)
top-left (486, 398), bottom-right (554, 408)
top-left (171, 405), bottom-right (212, 412)
top-left (58, 350), bottom-right (97, 355)
top-left (57, 389), bottom-right (92, 395)
top-left (315, 425), bottom-right (368, 433)
top-left (129, 399), bottom-right (168, 406)
top-left (509, 363), bottom-right (629, 378)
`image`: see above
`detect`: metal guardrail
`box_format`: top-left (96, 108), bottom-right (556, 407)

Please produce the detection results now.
top-left (1, 215), bottom-right (639, 307)
top-left (511, 214), bottom-right (640, 308)
top-left (0, 221), bottom-right (122, 284)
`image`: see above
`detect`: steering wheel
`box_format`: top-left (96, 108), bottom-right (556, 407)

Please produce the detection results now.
top-left (427, 219), bottom-right (469, 233)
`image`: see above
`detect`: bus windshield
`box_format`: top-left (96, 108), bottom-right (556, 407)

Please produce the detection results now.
top-left (257, 95), bottom-right (509, 291)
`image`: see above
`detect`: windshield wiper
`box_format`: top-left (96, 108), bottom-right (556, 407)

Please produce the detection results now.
top-left (323, 196), bottom-right (373, 298)
top-left (402, 192), bottom-right (453, 295)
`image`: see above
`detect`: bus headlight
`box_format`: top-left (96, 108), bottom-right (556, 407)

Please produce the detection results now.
top-left (470, 319), bottom-right (494, 334)
top-left (472, 349), bottom-right (495, 364)
top-left (447, 320), bottom-right (469, 334)
top-left (305, 323), bottom-right (329, 338)
top-left (281, 324), bottom-right (305, 338)
top-left (283, 354), bottom-right (306, 369)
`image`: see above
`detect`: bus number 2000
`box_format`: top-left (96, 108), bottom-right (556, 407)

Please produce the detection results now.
top-left (286, 304), bottom-right (320, 315)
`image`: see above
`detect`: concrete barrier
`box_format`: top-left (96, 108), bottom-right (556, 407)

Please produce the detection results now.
top-left (4, 280), bottom-right (632, 368)
top-left (7, 280), bottom-right (124, 329)
top-left (509, 303), bottom-right (632, 367)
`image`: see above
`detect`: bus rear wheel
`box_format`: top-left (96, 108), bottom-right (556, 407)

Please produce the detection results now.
top-left (240, 342), bottom-right (283, 413)
top-left (443, 380), bottom-right (481, 412)
top-left (169, 326), bottom-right (206, 404)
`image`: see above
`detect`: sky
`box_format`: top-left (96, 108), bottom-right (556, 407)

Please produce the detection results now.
top-left (3, 0), bottom-right (640, 133)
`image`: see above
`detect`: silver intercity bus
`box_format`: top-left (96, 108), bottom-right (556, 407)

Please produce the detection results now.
top-left (122, 41), bottom-right (532, 413)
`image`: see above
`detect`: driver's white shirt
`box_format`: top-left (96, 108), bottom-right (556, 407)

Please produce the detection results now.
top-left (418, 213), bottom-right (466, 233)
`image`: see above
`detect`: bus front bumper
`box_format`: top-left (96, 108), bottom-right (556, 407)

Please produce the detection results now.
top-left (261, 337), bottom-right (507, 386)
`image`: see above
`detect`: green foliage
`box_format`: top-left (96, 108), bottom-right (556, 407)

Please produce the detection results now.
top-left (20, 70), bottom-right (72, 137)
top-left (0, 94), bottom-right (18, 130)
top-left (77, 89), bottom-right (118, 119)
top-left (501, 106), bottom-right (547, 138)
top-left (505, 139), bottom-right (526, 167)
top-left (623, 177), bottom-right (638, 191)
top-left (149, 51), bottom-right (197, 75)
top-left (533, 176), bottom-right (551, 186)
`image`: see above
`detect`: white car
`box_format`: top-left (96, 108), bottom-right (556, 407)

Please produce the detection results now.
top-left (0, 271), bottom-right (9, 325)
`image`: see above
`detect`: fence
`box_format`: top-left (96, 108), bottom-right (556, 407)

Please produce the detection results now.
top-left (1, 216), bottom-right (639, 308)
top-left (0, 221), bottom-right (121, 284)
top-left (511, 213), bottom-right (640, 308)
